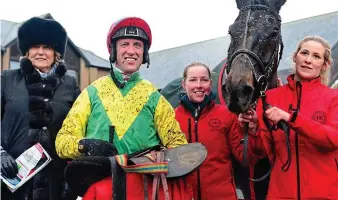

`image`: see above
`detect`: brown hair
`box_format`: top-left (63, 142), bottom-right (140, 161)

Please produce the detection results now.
top-left (183, 62), bottom-right (212, 81)
top-left (292, 36), bottom-right (333, 86)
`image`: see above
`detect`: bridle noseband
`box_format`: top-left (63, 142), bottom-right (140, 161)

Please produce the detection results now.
top-left (227, 5), bottom-right (284, 99)
top-left (226, 4), bottom-right (291, 182)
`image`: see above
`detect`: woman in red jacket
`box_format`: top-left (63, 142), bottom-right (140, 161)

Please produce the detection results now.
top-left (241, 36), bottom-right (338, 200)
top-left (175, 62), bottom-right (257, 200)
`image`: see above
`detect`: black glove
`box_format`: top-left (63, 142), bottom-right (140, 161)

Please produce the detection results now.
top-left (27, 128), bottom-right (53, 153)
top-left (78, 139), bottom-right (117, 157)
top-left (1, 150), bottom-right (18, 178)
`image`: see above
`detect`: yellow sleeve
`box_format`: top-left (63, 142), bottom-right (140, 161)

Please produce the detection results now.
top-left (55, 89), bottom-right (91, 159)
top-left (154, 95), bottom-right (187, 148)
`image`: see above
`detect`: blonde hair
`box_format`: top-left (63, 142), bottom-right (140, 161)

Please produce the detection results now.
top-left (332, 80), bottom-right (338, 89)
top-left (292, 36), bottom-right (333, 86)
top-left (183, 62), bottom-right (211, 81)
top-left (20, 51), bottom-right (63, 65)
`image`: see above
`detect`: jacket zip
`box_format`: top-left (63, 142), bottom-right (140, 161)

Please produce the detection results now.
top-left (194, 106), bottom-right (202, 200)
top-left (188, 118), bottom-right (192, 143)
top-left (295, 132), bottom-right (301, 200)
top-left (294, 82), bottom-right (302, 200)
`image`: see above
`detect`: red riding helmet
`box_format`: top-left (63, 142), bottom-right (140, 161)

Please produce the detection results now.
top-left (106, 17), bottom-right (152, 64)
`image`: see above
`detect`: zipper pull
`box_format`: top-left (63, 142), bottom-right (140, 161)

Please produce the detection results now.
top-left (194, 106), bottom-right (200, 119)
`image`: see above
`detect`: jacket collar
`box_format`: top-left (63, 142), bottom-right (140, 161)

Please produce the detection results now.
top-left (111, 67), bottom-right (140, 83)
top-left (179, 91), bottom-right (216, 119)
top-left (287, 74), bottom-right (322, 91)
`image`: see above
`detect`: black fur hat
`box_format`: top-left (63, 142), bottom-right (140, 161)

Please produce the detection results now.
top-left (17, 17), bottom-right (68, 57)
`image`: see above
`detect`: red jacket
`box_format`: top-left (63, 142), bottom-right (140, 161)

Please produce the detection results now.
top-left (175, 98), bottom-right (252, 200)
top-left (82, 173), bottom-right (193, 200)
top-left (254, 75), bottom-right (338, 200)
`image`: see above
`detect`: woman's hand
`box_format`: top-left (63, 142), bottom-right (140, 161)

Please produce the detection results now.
top-left (264, 106), bottom-right (290, 124)
top-left (238, 108), bottom-right (258, 133)
top-left (1, 151), bottom-right (18, 178)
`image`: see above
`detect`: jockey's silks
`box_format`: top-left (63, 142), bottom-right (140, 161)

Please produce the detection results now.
top-left (56, 69), bottom-right (187, 158)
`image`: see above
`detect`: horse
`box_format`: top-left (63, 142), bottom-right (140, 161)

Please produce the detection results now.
top-left (160, 0), bottom-right (286, 199)
top-left (223, 0), bottom-right (285, 114)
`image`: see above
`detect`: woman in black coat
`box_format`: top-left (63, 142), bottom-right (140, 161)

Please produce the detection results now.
top-left (1, 17), bottom-right (80, 200)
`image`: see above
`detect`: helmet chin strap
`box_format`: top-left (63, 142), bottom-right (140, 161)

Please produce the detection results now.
top-left (109, 61), bottom-right (125, 89)
top-left (108, 43), bottom-right (149, 89)
top-left (112, 63), bottom-right (124, 73)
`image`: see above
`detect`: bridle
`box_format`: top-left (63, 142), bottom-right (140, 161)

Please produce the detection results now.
top-left (226, 4), bottom-right (291, 182)
top-left (227, 5), bottom-right (284, 100)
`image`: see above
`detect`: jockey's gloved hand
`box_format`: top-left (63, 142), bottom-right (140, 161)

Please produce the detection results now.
top-left (1, 148), bottom-right (18, 178)
top-left (78, 139), bottom-right (117, 157)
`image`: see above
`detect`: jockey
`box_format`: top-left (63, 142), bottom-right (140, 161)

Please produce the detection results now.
top-left (55, 17), bottom-right (193, 200)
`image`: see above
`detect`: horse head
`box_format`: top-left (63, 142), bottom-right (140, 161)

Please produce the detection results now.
top-left (223, 0), bottom-right (286, 114)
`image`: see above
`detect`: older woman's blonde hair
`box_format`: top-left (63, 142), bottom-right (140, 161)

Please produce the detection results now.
top-left (20, 51), bottom-right (64, 65)
top-left (292, 36), bottom-right (333, 86)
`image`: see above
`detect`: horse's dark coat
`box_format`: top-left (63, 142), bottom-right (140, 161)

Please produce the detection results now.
top-left (160, 0), bottom-right (286, 199)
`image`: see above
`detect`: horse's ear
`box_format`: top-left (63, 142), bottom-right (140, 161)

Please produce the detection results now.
top-left (274, 0), bottom-right (286, 11)
top-left (236, 0), bottom-right (250, 10)
top-left (264, 0), bottom-right (286, 12)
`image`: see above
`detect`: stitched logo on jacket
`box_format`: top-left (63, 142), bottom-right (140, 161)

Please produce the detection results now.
top-left (312, 111), bottom-right (327, 124)
top-left (208, 118), bottom-right (221, 131)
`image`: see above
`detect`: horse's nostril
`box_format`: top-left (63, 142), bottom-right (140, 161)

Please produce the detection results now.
top-left (238, 85), bottom-right (254, 96)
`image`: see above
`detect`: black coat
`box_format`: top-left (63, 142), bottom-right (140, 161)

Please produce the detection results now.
top-left (1, 59), bottom-right (80, 200)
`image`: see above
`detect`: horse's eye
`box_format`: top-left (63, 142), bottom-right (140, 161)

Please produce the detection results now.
top-left (269, 31), bottom-right (279, 39)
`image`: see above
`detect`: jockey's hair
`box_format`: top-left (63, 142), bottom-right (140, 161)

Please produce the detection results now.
top-left (292, 36), bottom-right (333, 86)
top-left (183, 62), bottom-right (212, 81)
